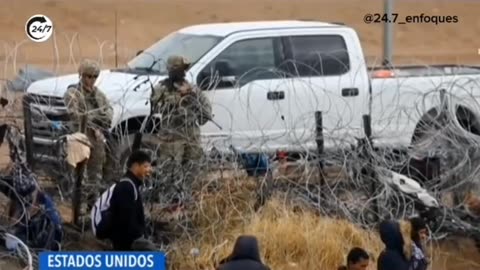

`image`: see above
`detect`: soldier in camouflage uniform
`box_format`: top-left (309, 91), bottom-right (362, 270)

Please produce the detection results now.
top-left (63, 59), bottom-right (113, 211)
top-left (150, 55), bottom-right (212, 204)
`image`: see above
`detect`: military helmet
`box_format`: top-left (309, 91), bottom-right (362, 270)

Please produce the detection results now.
top-left (78, 59), bottom-right (100, 76)
top-left (166, 55), bottom-right (191, 72)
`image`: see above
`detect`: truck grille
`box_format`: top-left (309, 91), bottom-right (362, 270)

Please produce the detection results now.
top-left (27, 93), bottom-right (73, 150)
top-left (28, 93), bottom-right (65, 107)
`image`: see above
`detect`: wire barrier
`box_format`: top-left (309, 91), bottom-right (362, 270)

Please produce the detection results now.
top-left (1, 32), bottom-right (480, 269)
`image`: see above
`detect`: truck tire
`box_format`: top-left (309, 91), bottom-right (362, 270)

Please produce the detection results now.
top-left (412, 105), bottom-right (480, 145)
top-left (410, 105), bottom-right (480, 195)
top-left (411, 108), bottom-right (447, 145)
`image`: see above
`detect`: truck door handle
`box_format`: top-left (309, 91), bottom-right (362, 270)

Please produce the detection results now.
top-left (341, 87), bottom-right (359, 97)
top-left (267, 91), bottom-right (285, 100)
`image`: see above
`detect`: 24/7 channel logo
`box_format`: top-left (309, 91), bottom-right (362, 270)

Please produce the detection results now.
top-left (25, 14), bottom-right (54, 42)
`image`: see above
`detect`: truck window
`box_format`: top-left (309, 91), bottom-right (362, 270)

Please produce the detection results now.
top-left (197, 37), bottom-right (284, 90)
top-left (285, 35), bottom-right (350, 77)
top-left (127, 32), bottom-right (222, 74)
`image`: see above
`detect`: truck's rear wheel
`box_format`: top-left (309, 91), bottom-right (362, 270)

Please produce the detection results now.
top-left (411, 108), bottom-right (447, 145)
top-left (412, 105), bottom-right (480, 145)
top-left (410, 105), bottom-right (480, 190)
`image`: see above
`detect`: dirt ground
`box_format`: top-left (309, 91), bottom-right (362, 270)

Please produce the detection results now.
top-left (0, 0), bottom-right (479, 269)
top-left (0, 0), bottom-right (479, 77)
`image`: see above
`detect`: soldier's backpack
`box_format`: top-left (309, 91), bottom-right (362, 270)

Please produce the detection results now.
top-left (90, 178), bottom-right (138, 239)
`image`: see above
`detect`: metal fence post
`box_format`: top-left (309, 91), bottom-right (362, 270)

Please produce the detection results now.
top-left (22, 95), bottom-right (35, 168)
top-left (315, 111), bottom-right (325, 204)
top-left (383, 0), bottom-right (394, 67)
top-left (362, 114), bottom-right (379, 222)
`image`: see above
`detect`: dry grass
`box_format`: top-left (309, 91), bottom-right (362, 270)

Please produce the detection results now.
top-left (0, 155), bottom-right (479, 270)
top-left (172, 199), bottom-right (383, 269)
top-left (0, 1), bottom-right (480, 269)
top-left (156, 175), bottom-right (480, 270)
top-left (164, 177), bottom-right (379, 270)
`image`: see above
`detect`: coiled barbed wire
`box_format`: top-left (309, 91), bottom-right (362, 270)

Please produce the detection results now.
top-left (1, 33), bottom-right (480, 265)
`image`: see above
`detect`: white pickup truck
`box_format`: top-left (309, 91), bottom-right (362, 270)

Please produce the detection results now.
top-left (24, 20), bottom-right (480, 165)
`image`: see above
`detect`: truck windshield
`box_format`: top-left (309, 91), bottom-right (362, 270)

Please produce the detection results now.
top-left (127, 32), bottom-right (222, 74)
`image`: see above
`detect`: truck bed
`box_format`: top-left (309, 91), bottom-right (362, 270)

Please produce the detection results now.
top-left (368, 64), bottom-right (480, 148)
top-left (369, 64), bottom-right (480, 78)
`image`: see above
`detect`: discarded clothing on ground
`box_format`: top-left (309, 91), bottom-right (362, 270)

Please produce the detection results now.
top-left (230, 146), bottom-right (270, 177)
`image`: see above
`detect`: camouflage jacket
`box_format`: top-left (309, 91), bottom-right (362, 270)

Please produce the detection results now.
top-left (150, 79), bottom-right (212, 141)
top-left (63, 83), bottom-right (113, 134)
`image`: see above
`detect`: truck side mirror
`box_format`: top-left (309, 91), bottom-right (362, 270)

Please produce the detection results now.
top-left (214, 60), bottom-right (237, 87)
top-left (198, 59), bottom-right (237, 90)
top-left (214, 60), bottom-right (234, 77)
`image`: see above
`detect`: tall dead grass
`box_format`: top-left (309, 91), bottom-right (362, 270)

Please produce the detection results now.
top-left (164, 175), bottom-right (480, 270)
top-left (169, 177), bottom-right (384, 270)
top-left (6, 163), bottom-right (475, 270)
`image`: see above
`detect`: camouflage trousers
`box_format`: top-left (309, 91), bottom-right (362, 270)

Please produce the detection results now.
top-left (102, 137), bottom-right (119, 184)
top-left (83, 130), bottom-right (107, 209)
top-left (151, 137), bottom-right (205, 205)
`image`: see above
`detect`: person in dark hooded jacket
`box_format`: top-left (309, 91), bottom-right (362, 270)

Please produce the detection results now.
top-left (377, 220), bottom-right (409, 270)
top-left (216, 235), bottom-right (270, 270)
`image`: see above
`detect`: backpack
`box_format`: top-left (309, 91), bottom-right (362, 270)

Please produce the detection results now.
top-left (90, 178), bottom-right (138, 239)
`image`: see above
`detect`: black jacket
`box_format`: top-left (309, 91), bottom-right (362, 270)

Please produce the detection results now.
top-left (109, 170), bottom-right (145, 250)
top-left (217, 235), bottom-right (270, 270)
top-left (377, 220), bottom-right (409, 270)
